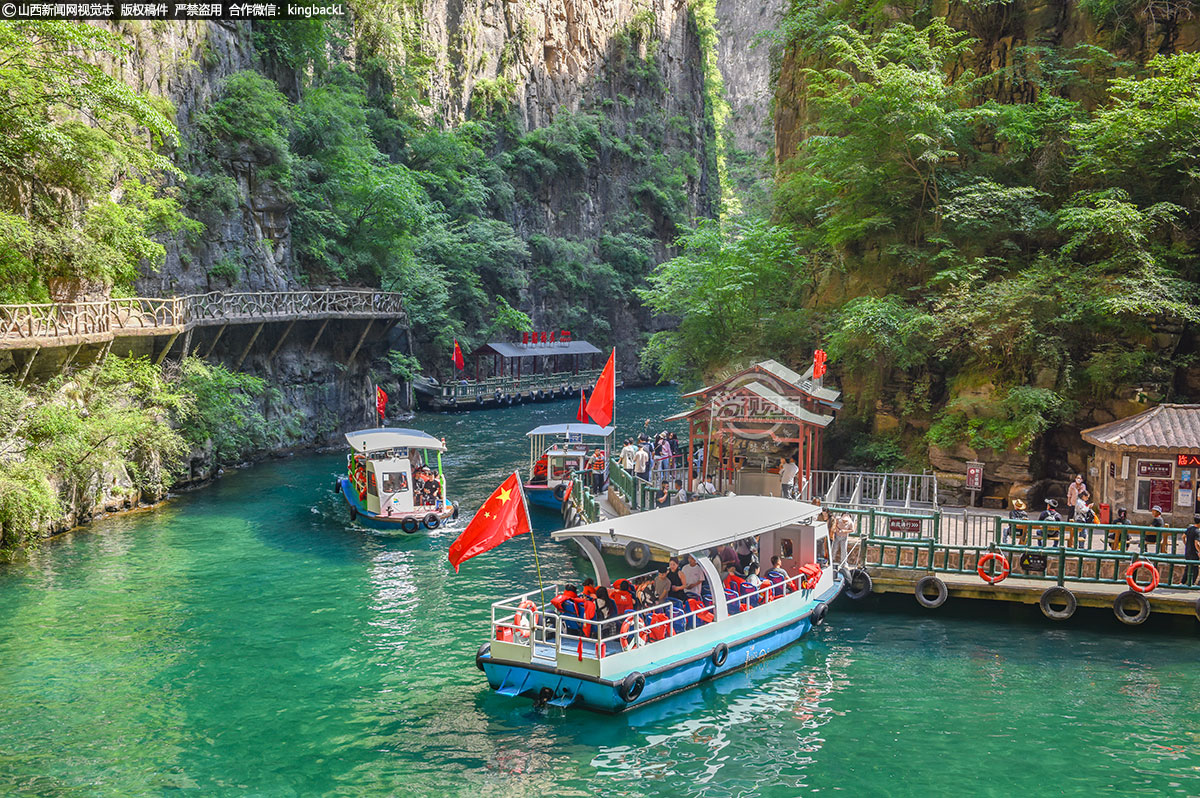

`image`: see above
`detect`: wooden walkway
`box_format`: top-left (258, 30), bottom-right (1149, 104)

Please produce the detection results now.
top-left (0, 290), bottom-right (406, 350)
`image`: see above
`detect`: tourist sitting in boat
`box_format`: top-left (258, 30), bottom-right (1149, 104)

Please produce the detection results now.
top-left (665, 557), bottom-right (687, 603)
top-left (593, 586), bottom-right (619, 638)
top-left (581, 578), bottom-right (597, 598)
top-left (682, 554), bottom-right (706, 597)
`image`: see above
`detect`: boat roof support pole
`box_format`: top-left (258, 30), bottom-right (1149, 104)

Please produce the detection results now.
top-left (574, 536), bottom-right (609, 588)
top-left (698, 558), bottom-right (728, 622)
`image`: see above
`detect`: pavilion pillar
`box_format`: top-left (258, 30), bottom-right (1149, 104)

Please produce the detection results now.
top-left (687, 417), bottom-right (696, 491)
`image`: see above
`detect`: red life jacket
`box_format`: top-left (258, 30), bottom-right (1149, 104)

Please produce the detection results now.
top-left (550, 590), bottom-right (578, 613)
top-left (724, 574), bottom-right (745, 592)
top-left (581, 585), bottom-right (597, 598)
top-left (687, 598), bottom-right (715, 624)
top-left (610, 590), bottom-right (634, 614)
top-left (647, 612), bottom-right (670, 640)
top-left (533, 455), bottom-right (548, 478)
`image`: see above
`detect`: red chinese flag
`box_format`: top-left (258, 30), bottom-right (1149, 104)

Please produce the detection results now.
top-left (452, 339), bottom-right (465, 371)
top-left (813, 349), bottom-right (827, 380)
top-left (376, 385), bottom-right (388, 420)
top-left (448, 472), bottom-right (531, 572)
top-left (576, 387), bottom-right (588, 423)
top-left (585, 348), bottom-right (615, 427)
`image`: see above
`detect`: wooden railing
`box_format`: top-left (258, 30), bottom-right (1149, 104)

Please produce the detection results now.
top-left (0, 290), bottom-right (406, 349)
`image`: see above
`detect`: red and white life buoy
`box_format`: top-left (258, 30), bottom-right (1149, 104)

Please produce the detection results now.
top-left (1125, 560), bottom-right (1159, 594)
top-left (620, 615), bottom-right (648, 650)
top-left (976, 552), bottom-right (1010, 584)
top-left (513, 599), bottom-right (539, 643)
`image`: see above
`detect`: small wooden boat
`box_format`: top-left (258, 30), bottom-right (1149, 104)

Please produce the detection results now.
top-left (476, 496), bottom-right (842, 712)
top-left (523, 423), bottom-right (614, 510)
top-left (335, 428), bottom-right (458, 533)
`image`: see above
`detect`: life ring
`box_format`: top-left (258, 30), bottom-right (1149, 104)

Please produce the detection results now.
top-left (620, 616), bottom-right (648, 650)
top-left (423, 513), bottom-right (440, 530)
top-left (400, 517), bottom-right (419, 534)
top-left (619, 671), bottom-right (646, 703)
top-left (553, 484), bottom-right (568, 501)
top-left (915, 575), bottom-right (948, 608)
top-left (711, 642), bottom-right (729, 667)
top-left (514, 599), bottom-right (538, 643)
top-left (624, 541), bottom-right (652, 569)
top-left (810, 602), bottom-right (828, 625)
top-left (845, 568), bottom-right (873, 600)
top-left (1039, 586), bottom-right (1076, 621)
top-left (475, 642), bottom-right (490, 672)
top-left (1114, 590), bottom-right (1151, 625)
top-left (976, 552), bottom-right (1010, 584)
top-left (1124, 560), bottom-right (1159, 593)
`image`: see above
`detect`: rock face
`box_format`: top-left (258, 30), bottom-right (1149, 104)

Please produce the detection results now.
top-left (714, 0), bottom-right (781, 158)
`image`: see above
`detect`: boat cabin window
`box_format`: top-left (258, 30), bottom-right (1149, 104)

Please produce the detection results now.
top-left (779, 538), bottom-right (793, 560)
top-left (550, 457), bottom-right (584, 480)
top-left (382, 472), bottom-right (409, 493)
top-left (367, 471), bottom-right (378, 497)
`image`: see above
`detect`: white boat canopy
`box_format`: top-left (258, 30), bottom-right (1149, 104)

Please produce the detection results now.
top-left (526, 423), bottom-right (615, 438)
top-left (345, 427), bottom-right (446, 453)
top-left (551, 496), bottom-right (822, 556)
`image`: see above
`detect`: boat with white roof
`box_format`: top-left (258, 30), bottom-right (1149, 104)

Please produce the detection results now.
top-left (523, 422), bottom-right (614, 510)
top-left (335, 428), bottom-right (458, 533)
top-left (475, 496), bottom-right (842, 712)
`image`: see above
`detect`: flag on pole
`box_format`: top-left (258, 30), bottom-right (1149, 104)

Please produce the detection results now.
top-left (452, 339), bottom-right (465, 371)
top-left (585, 348), bottom-right (616, 427)
top-left (576, 387), bottom-right (588, 423)
top-left (813, 349), bottom-right (827, 380)
top-left (375, 385), bottom-right (388, 422)
top-left (448, 472), bottom-right (531, 572)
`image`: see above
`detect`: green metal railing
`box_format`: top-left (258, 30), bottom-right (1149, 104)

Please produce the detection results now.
top-left (995, 517), bottom-right (1192, 556)
top-left (569, 472), bottom-right (601, 524)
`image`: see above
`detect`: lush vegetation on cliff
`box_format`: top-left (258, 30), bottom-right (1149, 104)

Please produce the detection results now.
top-left (643, 8), bottom-right (1200, 467)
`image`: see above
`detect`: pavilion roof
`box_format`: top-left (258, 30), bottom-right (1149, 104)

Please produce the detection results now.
top-left (682, 359), bottom-right (841, 405)
top-left (1081, 404), bottom-right (1200, 454)
top-left (470, 340), bottom-right (601, 359)
top-left (666, 380), bottom-right (834, 427)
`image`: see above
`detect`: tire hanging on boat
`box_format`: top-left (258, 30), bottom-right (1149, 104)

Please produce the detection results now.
top-left (711, 642), bottom-right (729, 667)
top-left (811, 603), bottom-right (828, 626)
top-left (845, 568), bottom-right (873, 601)
top-left (401, 517), bottom-right (420, 534)
top-left (624, 541), bottom-right (652, 569)
top-left (1039, 586), bottom-right (1076, 621)
top-left (349, 507), bottom-right (358, 522)
top-left (619, 672), bottom-right (646, 702)
top-left (423, 513), bottom-right (440, 530)
top-left (475, 642), bottom-right (490, 672)
top-left (553, 484), bottom-right (569, 501)
top-left (914, 575), bottom-right (948, 609)
top-left (1114, 590), bottom-right (1150, 625)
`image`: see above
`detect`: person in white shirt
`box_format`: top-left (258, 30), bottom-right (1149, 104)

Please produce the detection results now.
top-left (673, 478), bottom-right (688, 504)
top-left (779, 456), bottom-right (799, 499)
top-left (682, 555), bottom-right (706, 596)
top-left (632, 445), bottom-right (650, 482)
top-left (695, 478), bottom-right (717, 496)
top-left (619, 439), bottom-right (638, 474)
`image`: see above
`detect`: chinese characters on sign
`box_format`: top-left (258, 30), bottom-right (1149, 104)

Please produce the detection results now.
top-left (965, 462), bottom-right (984, 491)
top-left (0, 2), bottom-right (342, 17)
top-left (1137, 461), bottom-right (1173, 478)
top-left (1177, 453), bottom-right (1200, 468)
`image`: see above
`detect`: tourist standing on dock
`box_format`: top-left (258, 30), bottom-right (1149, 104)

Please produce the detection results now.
top-left (1067, 474), bottom-right (1086, 520)
top-left (674, 478), bottom-right (688, 504)
top-left (780, 456), bottom-right (799, 499)
top-left (1148, 506), bottom-right (1166, 550)
top-left (1185, 515), bottom-right (1200, 585)
top-left (633, 442), bottom-right (650, 483)
top-left (620, 438), bottom-right (637, 477)
top-left (830, 514), bottom-right (852, 565)
top-left (656, 480), bottom-right (671, 508)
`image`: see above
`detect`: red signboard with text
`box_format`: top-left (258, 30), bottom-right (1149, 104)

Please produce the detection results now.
top-left (888, 517), bottom-right (923, 535)
top-left (1149, 479), bottom-right (1174, 513)
top-left (1177, 454), bottom-right (1200, 468)
top-left (1138, 461), bottom-right (1173, 478)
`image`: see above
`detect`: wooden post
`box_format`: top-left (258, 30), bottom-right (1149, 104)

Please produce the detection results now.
top-left (235, 322), bottom-right (264, 369)
top-left (306, 319), bottom-right (329, 355)
top-left (268, 320), bottom-right (296, 360)
top-left (178, 328), bottom-right (193, 362)
top-left (17, 347), bottom-right (39, 386)
top-left (64, 342), bottom-right (83, 370)
top-left (205, 324), bottom-right (228, 358)
top-left (153, 332), bottom-right (179, 366)
top-left (687, 416), bottom-right (695, 492)
top-left (345, 319), bottom-right (374, 367)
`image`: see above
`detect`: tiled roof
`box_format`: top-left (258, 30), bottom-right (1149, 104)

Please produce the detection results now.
top-left (682, 359), bottom-right (841, 405)
top-left (667, 381), bottom-right (834, 427)
top-left (1081, 404), bottom-right (1200, 453)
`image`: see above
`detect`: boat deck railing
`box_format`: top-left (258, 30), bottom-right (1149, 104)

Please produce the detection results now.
top-left (425, 368), bottom-right (604, 400)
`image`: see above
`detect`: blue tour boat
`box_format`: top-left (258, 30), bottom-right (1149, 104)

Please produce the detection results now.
top-left (476, 496), bottom-right (842, 712)
top-left (335, 428), bottom-right (458, 533)
top-left (523, 422), bottom-right (614, 510)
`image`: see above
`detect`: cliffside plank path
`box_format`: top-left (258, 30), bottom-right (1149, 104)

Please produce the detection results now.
top-left (0, 290), bottom-right (407, 377)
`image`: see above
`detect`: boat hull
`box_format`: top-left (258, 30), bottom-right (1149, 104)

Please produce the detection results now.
top-left (524, 484), bottom-right (565, 511)
top-left (337, 477), bottom-right (456, 532)
top-left (480, 580), bottom-right (842, 713)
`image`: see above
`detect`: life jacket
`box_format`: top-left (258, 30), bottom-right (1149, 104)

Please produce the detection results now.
top-left (613, 579), bottom-right (635, 594)
top-left (724, 573), bottom-right (745, 593)
top-left (581, 585), bottom-right (598, 599)
top-left (798, 563), bottom-right (823, 589)
top-left (550, 590), bottom-right (578, 613)
top-left (589, 453), bottom-right (605, 471)
top-left (533, 455), bottom-right (548, 479)
top-left (610, 589), bottom-right (634, 614)
top-left (647, 611), bottom-right (670, 641)
top-left (687, 597), bottom-right (714, 625)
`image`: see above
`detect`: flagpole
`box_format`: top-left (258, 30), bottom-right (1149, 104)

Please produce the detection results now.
top-left (514, 470), bottom-right (547, 622)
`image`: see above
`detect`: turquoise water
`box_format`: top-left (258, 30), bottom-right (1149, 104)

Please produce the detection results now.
top-left (1, 388), bottom-right (1198, 796)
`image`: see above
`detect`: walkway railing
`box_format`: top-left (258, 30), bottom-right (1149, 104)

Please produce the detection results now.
top-left (808, 470), bottom-right (939, 509)
top-left (0, 290), bottom-right (406, 349)
top-left (423, 368), bottom-right (604, 401)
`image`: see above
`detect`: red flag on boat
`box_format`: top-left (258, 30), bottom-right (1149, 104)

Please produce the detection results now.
top-left (375, 385), bottom-right (388, 421)
top-left (448, 472), bottom-right (531, 572)
top-left (452, 339), bottom-right (465, 371)
top-left (585, 348), bottom-right (615, 427)
top-left (576, 387), bottom-right (588, 423)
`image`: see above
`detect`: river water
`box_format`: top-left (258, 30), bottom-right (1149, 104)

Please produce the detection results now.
top-left (0, 388), bottom-right (1197, 797)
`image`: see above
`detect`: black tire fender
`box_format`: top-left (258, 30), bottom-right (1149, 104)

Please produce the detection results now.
top-left (624, 541), bottom-right (652, 569)
top-left (845, 568), bottom-right (873, 601)
top-left (401, 517), bottom-right (420, 534)
top-left (1114, 590), bottom-right (1150, 626)
top-left (1039, 586), bottom-right (1077, 621)
top-left (711, 642), bottom-right (729, 667)
top-left (619, 671), bottom-right (646, 703)
top-left (553, 484), bottom-right (568, 501)
top-left (452, 501), bottom-right (460, 520)
top-left (476, 642), bottom-right (491, 672)
top-left (423, 513), bottom-right (440, 530)
top-left (333, 478), bottom-right (341, 494)
top-left (349, 506), bottom-right (358, 522)
top-left (915, 575), bottom-right (948, 609)
top-left (810, 602), bottom-right (828, 626)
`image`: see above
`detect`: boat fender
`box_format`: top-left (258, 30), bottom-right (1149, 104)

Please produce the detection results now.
top-left (1124, 560), bottom-right (1159, 594)
top-left (475, 642), bottom-right (490, 672)
top-left (619, 671), bottom-right (646, 703)
top-left (1039, 586), bottom-right (1077, 621)
top-left (624, 542), bottom-right (652, 569)
top-left (711, 642), bottom-right (729, 667)
top-left (401, 517), bottom-right (420, 534)
top-left (494, 389), bottom-right (502, 400)
top-left (349, 507), bottom-right (358, 522)
top-left (333, 478), bottom-right (341, 494)
top-left (845, 568), bottom-right (873, 601)
top-left (914, 575), bottom-right (948, 609)
top-left (1114, 590), bottom-right (1151, 626)
top-left (452, 501), bottom-right (459, 520)
top-left (553, 484), bottom-right (569, 501)
top-left (976, 552), bottom-right (1010, 584)
top-left (423, 513), bottom-right (440, 530)
top-left (810, 603), bottom-right (829, 626)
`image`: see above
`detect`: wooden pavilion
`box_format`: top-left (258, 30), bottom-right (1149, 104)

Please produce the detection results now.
top-left (667, 359), bottom-right (841, 496)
